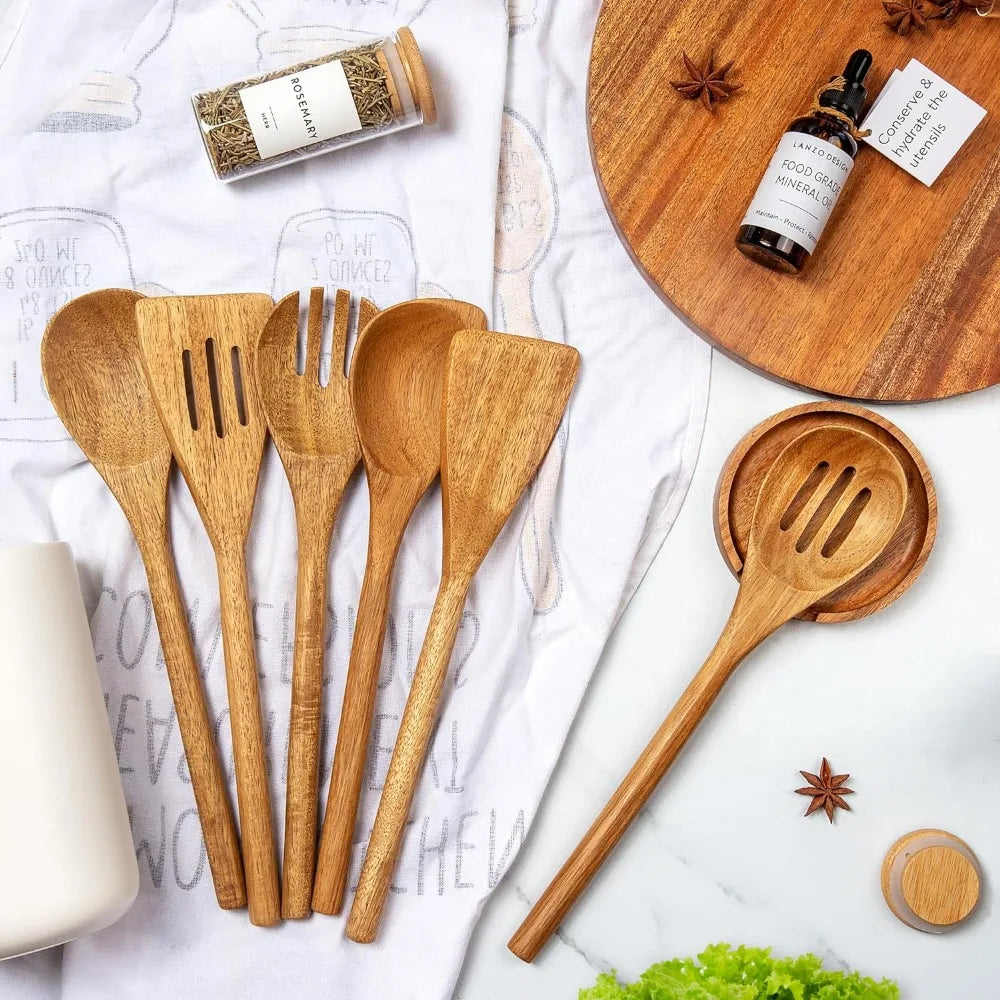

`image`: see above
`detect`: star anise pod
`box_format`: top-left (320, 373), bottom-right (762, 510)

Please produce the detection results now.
top-left (883, 0), bottom-right (930, 33)
top-left (929, 0), bottom-right (991, 21)
top-left (796, 758), bottom-right (855, 823)
top-left (670, 51), bottom-right (741, 113)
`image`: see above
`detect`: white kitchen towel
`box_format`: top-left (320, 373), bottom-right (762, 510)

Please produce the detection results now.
top-left (0, 0), bottom-right (710, 998)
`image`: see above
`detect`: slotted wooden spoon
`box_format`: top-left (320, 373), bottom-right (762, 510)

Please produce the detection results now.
top-left (312, 298), bottom-right (488, 916)
top-left (136, 293), bottom-right (280, 927)
top-left (346, 329), bottom-right (580, 942)
top-left (255, 287), bottom-right (375, 919)
top-left (508, 425), bottom-right (909, 961)
top-left (41, 289), bottom-right (246, 912)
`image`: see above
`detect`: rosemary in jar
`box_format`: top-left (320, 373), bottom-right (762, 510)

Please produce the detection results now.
top-left (192, 27), bottom-right (437, 182)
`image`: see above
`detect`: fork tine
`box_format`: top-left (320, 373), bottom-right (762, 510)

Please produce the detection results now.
top-left (306, 287), bottom-right (325, 383)
top-left (330, 289), bottom-right (351, 382)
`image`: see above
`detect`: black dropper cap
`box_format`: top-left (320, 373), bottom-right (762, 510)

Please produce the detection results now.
top-left (819, 49), bottom-right (873, 124)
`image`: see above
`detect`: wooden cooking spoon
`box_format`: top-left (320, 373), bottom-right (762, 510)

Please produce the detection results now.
top-left (41, 290), bottom-right (246, 912)
top-left (346, 329), bottom-right (580, 942)
top-left (136, 293), bottom-right (280, 927)
top-left (312, 298), bottom-right (488, 916)
top-left (255, 287), bottom-right (375, 919)
top-left (507, 425), bottom-right (909, 961)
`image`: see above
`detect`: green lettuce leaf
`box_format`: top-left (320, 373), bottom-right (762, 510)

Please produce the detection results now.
top-left (579, 944), bottom-right (899, 1000)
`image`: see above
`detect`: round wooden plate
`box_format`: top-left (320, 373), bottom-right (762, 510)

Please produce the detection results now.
top-left (714, 402), bottom-right (936, 621)
top-left (588, 1), bottom-right (1000, 401)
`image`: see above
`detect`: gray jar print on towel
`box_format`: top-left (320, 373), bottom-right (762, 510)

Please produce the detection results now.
top-left (495, 108), bottom-right (568, 614)
top-left (0, 207), bottom-right (134, 442)
top-left (272, 207), bottom-right (419, 319)
top-left (37, 0), bottom-right (177, 132)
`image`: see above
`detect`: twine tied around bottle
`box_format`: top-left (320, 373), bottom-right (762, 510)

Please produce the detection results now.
top-left (808, 76), bottom-right (872, 140)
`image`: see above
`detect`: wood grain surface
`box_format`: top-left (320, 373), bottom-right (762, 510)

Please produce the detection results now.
top-left (714, 402), bottom-right (936, 621)
top-left (589, 1), bottom-right (1000, 400)
top-left (41, 290), bottom-right (246, 913)
top-left (310, 299), bottom-right (488, 917)
top-left (346, 329), bottom-right (580, 943)
top-left (882, 829), bottom-right (983, 931)
top-left (509, 426), bottom-right (909, 962)
top-left (137, 293), bottom-right (280, 926)
top-left (256, 287), bottom-right (374, 919)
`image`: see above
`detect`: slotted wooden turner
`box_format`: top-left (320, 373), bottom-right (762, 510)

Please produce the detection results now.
top-left (42, 289), bottom-right (245, 912)
top-left (136, 293), bottom-right (280, 926)
top-left (508, 425), bottom-right (909, 961)
top-left (346, 329), bottom-right (580, 942)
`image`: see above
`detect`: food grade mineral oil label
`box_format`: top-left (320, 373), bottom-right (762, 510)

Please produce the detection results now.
top-left (741, 132), bottom-right (854, 253)
top-left (239, 61), bottom-right (363, 160)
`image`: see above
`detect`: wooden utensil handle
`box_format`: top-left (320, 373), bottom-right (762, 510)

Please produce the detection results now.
top-left (313, 544), bottom-right (395, 915)
top-left (282, 520), bottom-right (333, 919)
top-left (346, 575), bottom-right (470, 942)
top-left (508, 575), bottom-right (808, 962)
top-left (216, 541), bottom-right (281, 927)
top-left (136, 525), bottom-right (246, 911)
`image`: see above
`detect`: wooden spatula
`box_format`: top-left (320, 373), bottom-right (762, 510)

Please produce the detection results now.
top-left (42, 289), bottom-right (246, 912)
top-left (311, 298), bottom-right (487, 916)
top-left (345, 330), bottom-right (580, 942)
top-left (508, 425), bottom-right (909, 961)
top-left (136, 293), bottom-right (280, 926)
top-left (255, 287), bottom-right (375, 919)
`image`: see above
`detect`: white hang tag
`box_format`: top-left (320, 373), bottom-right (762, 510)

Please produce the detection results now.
top-left (860, 59), bottom-right (986, 187)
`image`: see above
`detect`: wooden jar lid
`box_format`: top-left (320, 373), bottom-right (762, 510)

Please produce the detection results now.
top-left (396, 27), bottom-right (437, 126)
top-left (714, 402), bottom-right (936, 622)
top-left (882, 830), bottom-right (983, 933)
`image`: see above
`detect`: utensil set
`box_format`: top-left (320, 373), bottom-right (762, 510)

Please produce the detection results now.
top-left (42, 286), bottom-right (580, 937)
top-left (43, 290), bottom-right (932, 956)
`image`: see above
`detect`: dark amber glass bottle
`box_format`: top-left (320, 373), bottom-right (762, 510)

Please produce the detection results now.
top-left (736, 49), bottom-right (872, 274)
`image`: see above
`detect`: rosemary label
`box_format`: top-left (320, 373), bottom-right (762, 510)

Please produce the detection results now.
top-left (741, 133), bottom-right (854, 254)
top-left (239, 60), bottom-right (363, 159)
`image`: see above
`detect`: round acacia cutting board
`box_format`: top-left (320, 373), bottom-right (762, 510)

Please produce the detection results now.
top-left (588, 0), bottom-right (1000, 401)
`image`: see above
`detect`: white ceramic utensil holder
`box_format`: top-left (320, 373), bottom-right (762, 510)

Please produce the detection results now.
top-left (0, 542), bottom-right (139, 961)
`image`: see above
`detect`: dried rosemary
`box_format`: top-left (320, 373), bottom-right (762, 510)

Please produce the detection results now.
top-left (192, 28), bottom-right (436, 181)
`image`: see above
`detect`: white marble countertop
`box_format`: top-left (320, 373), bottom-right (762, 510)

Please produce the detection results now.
top-left (456, 349), bottom-right (1000, 998)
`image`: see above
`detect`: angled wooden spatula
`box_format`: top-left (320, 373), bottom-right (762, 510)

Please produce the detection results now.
top-left (255, 287), bottom-right (375, 919)
top-left (312, 297), bottom-right (488, 917)
top-left (136, 293), bottom-right (280, 926)
top-left (346, 329), bottom-right (580, 942)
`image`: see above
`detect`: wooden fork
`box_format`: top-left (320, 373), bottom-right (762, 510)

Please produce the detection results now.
top-left (256, 287), bottom-right (376, 918)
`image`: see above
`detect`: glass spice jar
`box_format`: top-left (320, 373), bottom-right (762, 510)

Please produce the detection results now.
top-left (192, 27), bottom-right (437, 182)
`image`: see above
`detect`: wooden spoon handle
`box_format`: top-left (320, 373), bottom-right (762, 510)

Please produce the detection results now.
top-left (281, 520), bottom-right (333, 919)
top-left (216, 542), bottom-right (280, 927)
top-left (136, 527), bottom-right (246, 911)
top-left (346, 575), bottom-right (470, 942)
top-left (508, 574), bottom-right (810, 962)
top-left (312, 549), bottom-right (395, 915)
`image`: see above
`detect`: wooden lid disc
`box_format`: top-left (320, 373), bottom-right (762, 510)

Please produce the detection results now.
top-left (882, 830), bottom-right (982, 933)
top-left (396, 27), bottom-right (437, 126)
